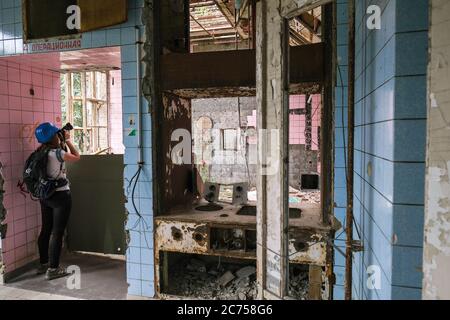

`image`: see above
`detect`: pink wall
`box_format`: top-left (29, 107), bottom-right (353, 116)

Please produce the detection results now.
top-left (0, 56), bottom-right (61, 273)
top-left (246, 94), bottom-right (322, 148)
top-left (109, 70), bottom-right (124, 154)
top-left (289, 94), bottom-right (321, 149)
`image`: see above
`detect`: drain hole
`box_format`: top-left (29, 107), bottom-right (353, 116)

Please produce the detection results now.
top-left (172, 228), bottom-right (183, 241)
top-left (294, 241), bottom-right (307, 252)
top-left (220, 214), bottom-right (229, 218)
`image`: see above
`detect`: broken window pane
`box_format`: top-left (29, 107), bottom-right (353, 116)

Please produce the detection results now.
top-left (73, 101), bottom-right (83, 127)
top-left (85, 129), bottom-right (92, 153)
top-left (222, 129), bottom-right (237, 150)
top-left (86, 72), bottom-right (94, 99)
top-left (60, 74), bottom-right (67, 124)
top-left (96, 72), bottom-right (107, 100)
top-left (97, 103), bottom-right (108, 127)
top-left (74, 130), bottom-right (84, 152)
top-left (71, 73), bottom-right (82, 97)
top-left (98, 127), bottom-right (108, 150)
top-left (64, 70), bottom-right (111, 155)
top-left (86, 101), bottom-right (94, 127)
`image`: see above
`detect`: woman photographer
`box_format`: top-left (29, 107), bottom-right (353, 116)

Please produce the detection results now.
top-left (34, 122), bottom-right (80, 280)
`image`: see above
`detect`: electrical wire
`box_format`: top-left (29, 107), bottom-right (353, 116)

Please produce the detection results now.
top-left (126, 164), bottom-right (152, 250)
top-left (237, 98), bottom-right (251, 185)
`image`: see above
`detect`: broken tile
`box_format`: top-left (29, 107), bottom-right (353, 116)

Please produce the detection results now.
top-left (235, 266), bottom-right (256, 279)
top-left (217, 271), bottom-right (235, 287)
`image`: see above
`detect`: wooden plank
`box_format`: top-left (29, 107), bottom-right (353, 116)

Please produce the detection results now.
top-left (160, 43), bottom-right (324, 91)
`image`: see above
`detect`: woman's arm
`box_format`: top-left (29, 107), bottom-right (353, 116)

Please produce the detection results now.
top-left (63, 131), bottom-right (81, 162)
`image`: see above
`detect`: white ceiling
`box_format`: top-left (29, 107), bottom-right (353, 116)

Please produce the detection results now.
top-left (0, 46), bottom-right (121, 72)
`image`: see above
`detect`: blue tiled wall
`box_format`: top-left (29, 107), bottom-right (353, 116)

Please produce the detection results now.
top-left (334, 0), bottom-right (427, 300)
top-left (0, 0), bottom-right (155, 298)
top-left (333, 0), bottom-right (349, 299)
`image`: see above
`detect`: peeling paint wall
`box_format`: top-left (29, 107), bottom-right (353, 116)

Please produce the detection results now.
top-left (423, 0), bottom-right (450, 300)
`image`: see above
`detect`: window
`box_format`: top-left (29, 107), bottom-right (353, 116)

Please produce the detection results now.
top-left (222, 129), bottom-right (237, 151)
top-left (61, 71), bottom-right (110, 154)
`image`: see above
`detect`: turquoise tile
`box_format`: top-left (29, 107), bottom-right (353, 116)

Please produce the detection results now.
top-left (393, 205), bottom-right (424, 247)
top-left (91, 30), bottom-right (107, 47)
top-left (141, 265), bottom-right (154, 282)
top-left (393, 120), bottom-right (426, 162)
top-left (126, 246), bottom-right (141, 264)
top-left (393, 162), bottom-right (425, 205)
top-left (121, 27), bottom-right (136, 45)
top-left (392, 286), bottom-right (422, 300)
top-left (121, 45), bottom-right (137, 63)
top-left (122, 61), bottom-right (138, 80)
top-left (333, 285), bottom-right (345, 300)
top-left (392, 246), bottom-right (423, 288)
top-left (395, 32), bottom-right (428, 76)
top-left (396, 0), bottom-right (429, 33)
top-left (127, 262), bottom-right (141, 280)
top-left (141, 280), bottom-right (154, 297)
top-left (122, 79), bottom-right (137, 97)
top-left (127, 279), bottom-right (142, 296)
top-left (106, 28), bottom-right (121, 46)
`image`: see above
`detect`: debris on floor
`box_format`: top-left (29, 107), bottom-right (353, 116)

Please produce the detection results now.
top-left (168, 258), bottom-right (258, 300)
top-left (289, 270), bottom-right (309, 300)
top-left (167, 257), bottom-right (308, 300)
top-left (289, 187), bottom-right (321, 204)
top-left (248, 188), bottom-right (320, 205)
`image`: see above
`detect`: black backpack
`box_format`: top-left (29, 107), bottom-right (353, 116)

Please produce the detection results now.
top-left (22, 147), bottom-right (68, 200)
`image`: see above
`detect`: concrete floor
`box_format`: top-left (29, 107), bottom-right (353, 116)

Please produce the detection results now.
top-left (0, 286), bottom-right (81, 300)
top-left (3, 252), bottom-right (127, 300)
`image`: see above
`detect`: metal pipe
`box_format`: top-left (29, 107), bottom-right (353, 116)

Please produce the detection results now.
top-left (345, 0), bottom-right (355, 300)
top-left (136, 26), bottom-right (144, 165)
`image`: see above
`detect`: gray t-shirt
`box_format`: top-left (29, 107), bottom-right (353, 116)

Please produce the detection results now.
top-left (47, 149), bottom-right (70, 191)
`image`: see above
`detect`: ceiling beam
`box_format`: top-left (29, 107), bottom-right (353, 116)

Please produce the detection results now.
top-left (214, 0), bottom-right (249, 40)
top-left (160, 43), bottom-right (324, 91)
top-left (281, 0), bottom-right (333, 18)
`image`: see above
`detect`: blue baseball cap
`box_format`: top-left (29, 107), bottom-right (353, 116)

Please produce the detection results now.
top-left (35, 122), bottom-right (60, 144)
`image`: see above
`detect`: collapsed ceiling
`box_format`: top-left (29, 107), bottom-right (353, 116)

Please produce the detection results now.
top-left (189, 0), bottom-right (322, 47)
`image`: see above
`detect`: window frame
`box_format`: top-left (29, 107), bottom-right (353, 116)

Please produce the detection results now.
top-left (62, 70), bottom-right (111, 154)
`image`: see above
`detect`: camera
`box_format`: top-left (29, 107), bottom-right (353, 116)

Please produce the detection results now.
top-left (58, 123), bottom-right (73, 150)
top-left (61, 123), bottom-right (74, 132)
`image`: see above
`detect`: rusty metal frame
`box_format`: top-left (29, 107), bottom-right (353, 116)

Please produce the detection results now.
top-left (150, 0), bottom-right (338, 300)
top-left (345, 0), bottom-right (355, 301)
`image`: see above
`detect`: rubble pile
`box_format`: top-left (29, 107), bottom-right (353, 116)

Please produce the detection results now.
top-left (169, 258), bottom-right (257, 300)
top-left (250, 188), bottom-right (321, 204)
top-left (168, 258), bottom-right (309, 300)
top-left (289, 270), bottom-right (309, 300)
top-left (290, 187), bottom-right (321, 204)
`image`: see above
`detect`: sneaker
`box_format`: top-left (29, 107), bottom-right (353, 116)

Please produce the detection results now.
top-left (45, 267), bottom-right (69, 280)
top-left (36, 263), bottom-right (49, 275)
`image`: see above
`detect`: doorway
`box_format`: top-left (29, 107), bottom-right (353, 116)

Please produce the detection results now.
top-left (0, 46), bottom-right (127, 299)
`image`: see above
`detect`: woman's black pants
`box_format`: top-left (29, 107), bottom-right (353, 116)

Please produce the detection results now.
top-left (38, 191), bottom-right (72, 269)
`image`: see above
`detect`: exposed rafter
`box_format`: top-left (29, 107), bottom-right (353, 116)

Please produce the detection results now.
top-left (213, 0), bottom-right (249, 40)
